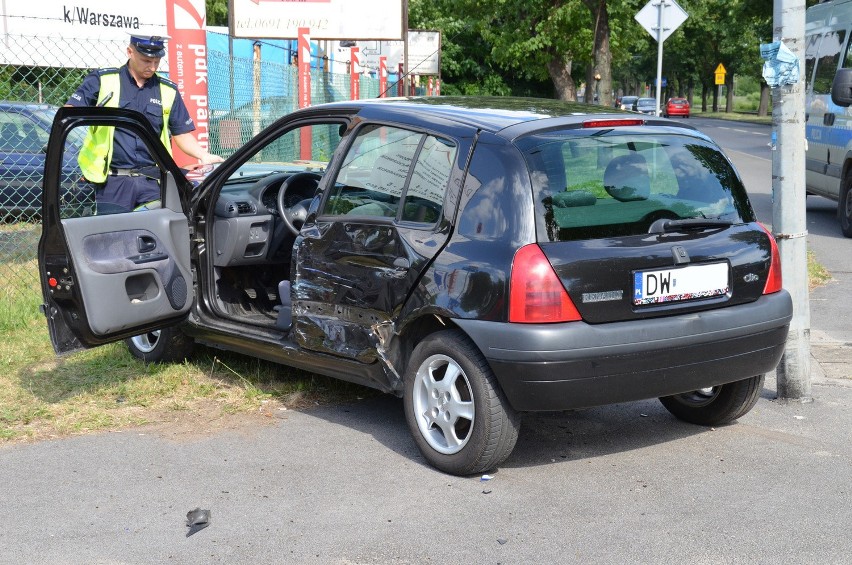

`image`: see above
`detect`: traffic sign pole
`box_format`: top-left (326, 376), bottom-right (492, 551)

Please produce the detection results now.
top-left (635, 0), bottom-right (688, 116)
top-left (654, 4), bottom-right (664, 115)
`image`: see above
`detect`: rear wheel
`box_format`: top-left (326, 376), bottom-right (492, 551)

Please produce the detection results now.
top-left (659, 375), bottom-right (764, 426)
top-left (403, 330), bottom-right (520, 475)
top-left (840, 176), bottom-right (852, 238)
top-left (125, 326), bottom-right (194, 363)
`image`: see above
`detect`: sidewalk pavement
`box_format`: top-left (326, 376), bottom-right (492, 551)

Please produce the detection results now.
top-left (808, 256), bottom-right (852, 384)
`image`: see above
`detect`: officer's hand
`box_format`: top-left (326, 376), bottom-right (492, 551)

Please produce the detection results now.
top-left (198, 152), bottom-right (224, 165)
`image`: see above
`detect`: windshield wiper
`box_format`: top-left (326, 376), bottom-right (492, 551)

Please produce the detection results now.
top-left (648, 217), bottom-right (734, 234)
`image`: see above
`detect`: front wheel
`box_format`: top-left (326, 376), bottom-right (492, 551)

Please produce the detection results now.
top-left (403, 330), bottom-right (520, 475)
top-left (840, 177), bottom-right (852, 238)
top-left (125, 325), bottom-right (194, 363)
top-left (659, 375), bottom-right (764, 426)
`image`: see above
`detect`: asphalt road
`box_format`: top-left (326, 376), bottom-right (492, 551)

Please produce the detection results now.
top-left (1, 117), bottom-right (850, 564)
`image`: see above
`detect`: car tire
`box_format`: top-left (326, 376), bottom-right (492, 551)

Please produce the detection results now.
top-left (658, 374), bottom-right (764, 426)
top-left (403, 330), bottom-right (520, 475)
top-left (840, 176), bottom-right (852, 238)
top-left (125, 326), bottom-right (194, 363)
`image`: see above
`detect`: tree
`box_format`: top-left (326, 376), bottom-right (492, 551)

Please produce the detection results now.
top-left (410, 0), bottom-right (595, 99)
top-left (582, 0), bottom-right (613, 106)
top-left (206, 0), bottom-right (228, 27)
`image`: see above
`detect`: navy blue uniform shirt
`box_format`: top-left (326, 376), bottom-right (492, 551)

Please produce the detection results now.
top-left (67, 64), bottom-right (195, 169)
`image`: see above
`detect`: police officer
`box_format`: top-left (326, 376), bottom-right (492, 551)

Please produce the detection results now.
top-left (66, 34), bottom-right (223, 212)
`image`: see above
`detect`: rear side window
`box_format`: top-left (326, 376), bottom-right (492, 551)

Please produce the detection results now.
top-left (520, 131), bottom-right (754, 242)
top-left (324, 124), bottom-right (455, 224)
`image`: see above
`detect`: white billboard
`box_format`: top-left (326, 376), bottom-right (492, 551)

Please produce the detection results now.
top-left (231, 0), bottom-right (403, 40)
top-left (1, 0), bottom-right (168, 68)
top-left (357, 31), bottom-right (440, 76)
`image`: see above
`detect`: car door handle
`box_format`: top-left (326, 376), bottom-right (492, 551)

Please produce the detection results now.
top-left (137, 235), bottom-right (156, 253)
top-left (824, 113), bottom-right (836, 126)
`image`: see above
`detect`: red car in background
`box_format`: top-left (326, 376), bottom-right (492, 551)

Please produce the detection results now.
top-left (664, 97), bottom-right (690, 118)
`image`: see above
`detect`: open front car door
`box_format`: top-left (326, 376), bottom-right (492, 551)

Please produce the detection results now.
top-left (38, 107), bottom-right (194, 354)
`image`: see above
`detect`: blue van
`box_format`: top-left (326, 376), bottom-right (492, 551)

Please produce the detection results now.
top-left (805, 0), bottom-right (852, 237)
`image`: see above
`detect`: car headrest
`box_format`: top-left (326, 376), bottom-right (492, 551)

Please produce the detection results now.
top-left (603, 152), bottom-right (650, 202)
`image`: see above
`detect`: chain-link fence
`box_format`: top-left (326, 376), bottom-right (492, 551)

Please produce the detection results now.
top-left (0, 31), bottom-right (388, 328)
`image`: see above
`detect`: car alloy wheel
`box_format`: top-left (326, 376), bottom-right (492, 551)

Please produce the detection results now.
top-left (125, 326), bottom-right (194, 363)
top-left (411, 353), bottom-right (475, 455)
top-left (130, 330), bottom-right (161, 354)
top-left (659, 375), bottom-right (765, 426)
top-left (404, 330), bottom-right (520, 475)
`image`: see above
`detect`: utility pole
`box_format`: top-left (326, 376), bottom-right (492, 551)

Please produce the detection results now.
top-left (772, 0), bottom-right (811, 401)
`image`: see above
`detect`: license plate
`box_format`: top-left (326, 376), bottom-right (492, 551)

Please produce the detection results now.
top-left (633, 262), bottom-right (729, 305)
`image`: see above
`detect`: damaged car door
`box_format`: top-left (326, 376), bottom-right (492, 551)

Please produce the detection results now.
top-left (292, 122), bottom-right (470, 373)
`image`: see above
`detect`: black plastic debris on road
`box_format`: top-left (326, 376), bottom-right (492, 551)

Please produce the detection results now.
top-left (186, 507), bottom-right (211, 537)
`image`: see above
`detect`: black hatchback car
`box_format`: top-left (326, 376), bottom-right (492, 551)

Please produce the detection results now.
top-left (39, 98), bottom-right (792, 475)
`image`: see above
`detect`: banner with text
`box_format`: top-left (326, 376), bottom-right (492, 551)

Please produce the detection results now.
top-left (1, 0), bottom-right (169, 68)
top-left (231, 0), bottom-right (403, 40)
top-left (166, 0), bottom-right (209, 164)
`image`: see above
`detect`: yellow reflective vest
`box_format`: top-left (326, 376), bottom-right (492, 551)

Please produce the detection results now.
top-left (78, 70), bottom-right (177, 183)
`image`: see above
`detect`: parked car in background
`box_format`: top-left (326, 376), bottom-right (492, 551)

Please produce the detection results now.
top-left (633, 97), bottom-right (658, 115)
top-left (39, 98), bottom-right (792, 475)
top-left (664, 97), bottom-right (691, 118)
top-left (618, 95), bottom-right (638, 111)
top-left (0, 101), bottom-right (92, 221)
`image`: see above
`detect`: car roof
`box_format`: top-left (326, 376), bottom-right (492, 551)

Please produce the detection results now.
top-left (299, 96), bottom-right (699, 139)
top-left (0, 100), bottom-right (58, 114)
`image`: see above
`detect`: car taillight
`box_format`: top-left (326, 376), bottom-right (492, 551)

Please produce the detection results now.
top-left (509, 244), bottom-right (582, 323)
top-left (758, 223), bottom-right (783, 294)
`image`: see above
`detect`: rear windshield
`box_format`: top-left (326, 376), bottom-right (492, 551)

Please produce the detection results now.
top-left (519, 130), bottom-right (754, 242)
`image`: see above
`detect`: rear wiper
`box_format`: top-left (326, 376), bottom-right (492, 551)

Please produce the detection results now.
top-left (648, 217), bottom-right (734, 234)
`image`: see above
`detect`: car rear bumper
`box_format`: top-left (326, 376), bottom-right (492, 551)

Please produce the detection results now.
top-left (454, 291), bottom-right (793, 412)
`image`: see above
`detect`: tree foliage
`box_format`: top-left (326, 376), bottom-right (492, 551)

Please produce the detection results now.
top-left (206, 0), bottom-right (228, 27)
top-left (204, 0), bottom-right (799, 107)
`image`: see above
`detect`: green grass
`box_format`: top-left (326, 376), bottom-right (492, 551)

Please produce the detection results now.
top-left (808, 250), bottom-right (832, 289)
top-left (692, 109), bottom-right (772, 125)
top-left (0, 318), bottom-right (376, 442)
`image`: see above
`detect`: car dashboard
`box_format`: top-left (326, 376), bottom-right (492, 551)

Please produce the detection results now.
top-left (210, 172), bottom-right (316, 267)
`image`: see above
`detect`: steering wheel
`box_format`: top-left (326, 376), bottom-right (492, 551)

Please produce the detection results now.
top-left (276, 172), bottom-right (322, 236)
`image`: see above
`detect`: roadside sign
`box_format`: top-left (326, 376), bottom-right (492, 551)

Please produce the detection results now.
top-left (635, 0), bottom-right (689, 117)
top-left (635, 0), bottom-right (689, 44)
top-left (714, 63), bottom-right (727, 85)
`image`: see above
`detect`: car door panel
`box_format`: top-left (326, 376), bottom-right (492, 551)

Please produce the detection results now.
top-left (39, 106), bottom-right (193, 354)
top-left (58, 210), bottom-right (192, 335)
top-left (293, 220), bottom-right (428, 364)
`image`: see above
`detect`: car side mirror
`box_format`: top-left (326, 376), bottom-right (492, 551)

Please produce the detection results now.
top-left (831, 68), bottom-right (852, 107)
